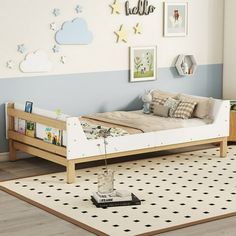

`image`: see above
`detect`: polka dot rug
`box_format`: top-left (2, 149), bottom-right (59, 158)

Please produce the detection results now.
top-left (1, 146), bottom-right (236, 236)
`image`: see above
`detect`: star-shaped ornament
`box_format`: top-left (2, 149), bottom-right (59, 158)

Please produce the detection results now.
top-left (17, 44), bottom-right (26, 54)
top-left (50, 22), bottom-right (56, 31)
top-left (114, 25), bottom-right (128, 43)
top-left (6, 60), bottom-right (15, 69)
top-left (75, 5), bottom-right (83, 13)
top-left (110, 0), bottom-right (121, 14)
top-left (134, 23), bottom-right (142, 34)
top-left (52, 45), bottom-right (60, 53)
top-left (60, 56), bottom-right (66, 64)
top-left (53, 8), bottom-right (60, 17)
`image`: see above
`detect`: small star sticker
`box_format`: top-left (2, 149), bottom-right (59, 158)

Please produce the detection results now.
top-left (110, 0), bottom-right (121, 14)
top-left (52, 8), bottom-right (60, 17)
top-left (60, 56), bottom-right (66, 64)
top-left (6, 60), bottom-right (15, 69)
top-left (134, 23), bottom-right (142, 34)
top-left (52, 45), bottom-right (60, 53)
top-left (17, 44), bottom-right (26, 54)
top-left (114, 25), bottom-right (128, 43)
top-left (75, 5), bottom-right (83, 13)
top-left (50, 22), bottom-right (56, 31)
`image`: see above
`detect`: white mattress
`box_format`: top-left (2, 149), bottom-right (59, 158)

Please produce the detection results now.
top-left (132, 110), bottom-right (211, 129)
top-left (84, 110), bottom-right (212, 134)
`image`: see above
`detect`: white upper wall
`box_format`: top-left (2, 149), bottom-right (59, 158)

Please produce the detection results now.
top-left (223, 0), bottom-right (236, 99)
top-left (0, 0), bottom-right (224, 78)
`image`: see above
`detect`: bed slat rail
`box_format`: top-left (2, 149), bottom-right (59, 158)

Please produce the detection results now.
top-left (71, 137), bottom-right (227, 164)
top-left (8, 131), bottom-right (66, 157)
top-left (13, 141), bottom-right (67, 166)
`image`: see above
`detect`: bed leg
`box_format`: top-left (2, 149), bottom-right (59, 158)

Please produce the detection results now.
top-left (66, 161), bottom-right (76, 184)
top-left (9, 139), bottom-right (17, 161)
top-left (220, 137), bottom-right (227, 158)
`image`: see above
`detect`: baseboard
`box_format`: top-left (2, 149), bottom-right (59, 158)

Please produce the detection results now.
top-left (0, 152), bottom-right (33, 162)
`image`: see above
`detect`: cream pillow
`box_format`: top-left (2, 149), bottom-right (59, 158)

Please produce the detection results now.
top-left (151, 90), bottom-right (179, 99)
top-left (153, 104), bottom-right (170, 117)
top-left (178, 94), bottom-right (213, 119)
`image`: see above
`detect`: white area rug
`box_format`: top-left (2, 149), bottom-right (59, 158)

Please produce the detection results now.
top-left (1, 146), bottom-right (236, 236)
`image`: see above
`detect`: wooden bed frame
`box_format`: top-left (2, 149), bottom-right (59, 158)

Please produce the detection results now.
top-left (6, 100), bottom-right (229, 184)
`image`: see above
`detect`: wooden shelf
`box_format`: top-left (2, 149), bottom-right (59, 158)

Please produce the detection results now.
top-left (175, 54), bottom-right (197, 76)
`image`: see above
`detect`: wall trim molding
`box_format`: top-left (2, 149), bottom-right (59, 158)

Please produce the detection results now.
top-left (0, 152), bottom-right (32, 162)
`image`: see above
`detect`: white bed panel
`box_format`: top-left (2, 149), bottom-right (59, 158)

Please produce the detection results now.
top-left (66, 99), bottom-right (230, 160)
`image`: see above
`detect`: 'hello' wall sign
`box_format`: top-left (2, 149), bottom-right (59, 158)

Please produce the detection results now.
top-left (125, 0), bottom-right (156, 16)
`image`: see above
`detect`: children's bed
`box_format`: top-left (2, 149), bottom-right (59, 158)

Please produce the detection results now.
top-left (6, 95), bottom-right (230, 184)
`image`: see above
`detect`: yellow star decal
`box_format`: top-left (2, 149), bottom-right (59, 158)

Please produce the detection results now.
top-left (114, 25), bottom-right (128, 43)
top-left (134, 23), bottom-right (142, 34)
top-left (110, 0), bottom-right (121, 14)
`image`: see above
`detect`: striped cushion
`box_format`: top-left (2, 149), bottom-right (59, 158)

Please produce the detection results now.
top-left (173, 101), bottom-right (197, 119)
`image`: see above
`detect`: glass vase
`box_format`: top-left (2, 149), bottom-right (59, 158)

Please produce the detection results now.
top-left (97, 169), bottom-right (114, 194)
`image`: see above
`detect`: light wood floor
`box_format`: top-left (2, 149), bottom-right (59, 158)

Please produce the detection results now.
top-left (1, 146), bottom-right (236, 236)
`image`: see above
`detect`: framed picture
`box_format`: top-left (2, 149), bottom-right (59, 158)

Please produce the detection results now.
top-left (164, 2), bottom-right (188, 37)
top-left (130, 46), bottom-right (157, 82)
top-left (24, 101), bottom-right (33, 113)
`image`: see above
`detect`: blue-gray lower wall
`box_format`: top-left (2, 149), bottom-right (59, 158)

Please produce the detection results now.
top-left (0, 64), bottom-right (223, 153)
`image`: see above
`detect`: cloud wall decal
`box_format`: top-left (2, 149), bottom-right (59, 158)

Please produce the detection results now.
top-left (20, 50), bottom-right (53, 73)
top-left (55, 17), bottom-right (93, 45)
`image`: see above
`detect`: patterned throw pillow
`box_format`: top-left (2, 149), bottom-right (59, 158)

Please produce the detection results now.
top-left (163, 97), bottom-right (180, 117)
top-left (149, 95), bottom-right (168, 113)
top-left (173, 101), bottom-right (197, 119)
top-left (178, 94), bottom-right (213, 119)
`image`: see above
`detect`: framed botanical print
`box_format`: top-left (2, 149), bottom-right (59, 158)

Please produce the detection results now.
top-left (130, 46), bottom-right (157, 82)
top-left (164, 2), bottom-right (188, 37)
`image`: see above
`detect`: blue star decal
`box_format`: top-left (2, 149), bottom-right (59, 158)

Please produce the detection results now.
top-left (52, 45), bottom-right (60, 53)
top-left (17, 44), bottom-right (26, 54)
top-left (53, 8), bottom-right (60, 17)
top-left (75, 5), bottom-right (83, 13)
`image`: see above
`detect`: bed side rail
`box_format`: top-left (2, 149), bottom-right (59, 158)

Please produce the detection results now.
top-left (7, 103), bottom-right (66, 131)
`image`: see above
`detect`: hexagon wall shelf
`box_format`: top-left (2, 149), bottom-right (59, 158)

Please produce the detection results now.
top-left (175, 54), bottom-right (197, 76)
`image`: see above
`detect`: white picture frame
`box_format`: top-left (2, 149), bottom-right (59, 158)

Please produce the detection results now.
top-left (130, 46), bottom-right (157, 82)
top-left (164, 2), bottom-right (188, 37)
